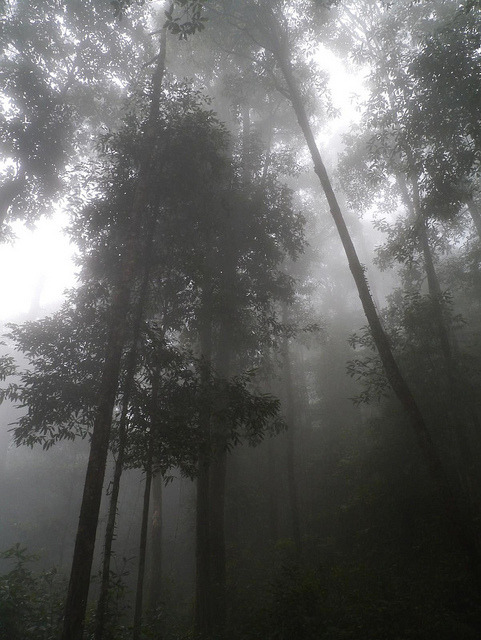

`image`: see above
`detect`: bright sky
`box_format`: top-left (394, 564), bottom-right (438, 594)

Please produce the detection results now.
top-left (0, 212), bottom-right (77, 322)
top-left (317, 44), bottom-right (367, 148)
top-left (322, 46), bottom-right (366, 116)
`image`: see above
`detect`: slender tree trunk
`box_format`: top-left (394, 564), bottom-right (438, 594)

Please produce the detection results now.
top-left (282, 310), bottom-right (301, 558)
top-left (227, 451), bottom-right (241, 549)
top-left (133, 449), bottom-right (154, 640)
top-left (208, 450), bottom-right (227, 637)
top-left (195, 284), bottom-right (214, 638)
top-left (268, 16), bottom-right (481, 578)
top-left (195, 365), bottom-right (230, 639)
top-left (397, 175), bottom-right (454, 365)
top-left (195, 456), bottom-right (212, 638)
top-left (418, 219), bottom-right (453, 360)
top-left (94, 219), bottom-right (156, 640)
top-left (61, 32), bottom-right (168, 640)
top-left (417, 226), bottom-right (480, 507)
top-left (148, 473), bottom-right (163, 610)
top-left (195, 265), bottom-right (233, 638)
top-left (208, 317), bottom-right (232, 639)
top-left (267, 437), bottom-right (279, 543)
top-left (61, 287), bottom-right (136, 640)
top-left (133, 367), bottom-right (160, 640)
top-left (94, 428), bottom-right (127, 640)
top-left (398, 175), bottom-right (480, 502)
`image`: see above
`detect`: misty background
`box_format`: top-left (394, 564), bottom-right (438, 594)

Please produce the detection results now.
top-left (1, 1), bottom-right (481, 639)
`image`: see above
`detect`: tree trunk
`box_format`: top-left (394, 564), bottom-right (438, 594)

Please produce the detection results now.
top-left (133, 365), bottom-right (161, 640)
top-left (416, 211), bottom-right (478, 506)
top-left (268, 16), bottom-right (481, 579)
top-left (93, 428), bottom-right (127, 640)
top-left (195, 267), bottom-right (233, 638)
top-left (195, 284), bottom-right (214, 639)
top-left (133, 449), bottom-right (154, 640)
top-left (282, 310), bottom-right (301, 558)
top-left (195, 456), bottom-right (212, 638)
top-left (418, 219), bottom-right (453, 358)
top-left (60, 32), bottom-right (168, 640)
top-left (397, 175), bottom-right (454, 365)
top-left (208, 241), bottom-right (237, 635)
top-left (61, 290), bottom-right (135, 640)
top-left (267, 437), bottom-right (279, 543)
top-left (94, 219), bottom-right (156, 640)
top-left (148, 473), bottom-right (163, 611)
top-left (208, 450), bottom-right (227, 637)
top-left (398, 175), bottom-right (480, 503)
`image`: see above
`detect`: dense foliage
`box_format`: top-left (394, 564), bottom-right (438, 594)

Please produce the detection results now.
top-left (1, 1), bottom-right (481, 639)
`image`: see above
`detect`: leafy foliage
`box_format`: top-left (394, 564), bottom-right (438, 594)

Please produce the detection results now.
top-left (0, 0), bottom-right (146, 231)
top-left (347, 288), bottom-right (465, 405)
top-left (0, 544), bottom-right (65, 640)
top-left (3, 299), bottom-right (107, 449)
top-left (112, 0), bottom-right (208, 38)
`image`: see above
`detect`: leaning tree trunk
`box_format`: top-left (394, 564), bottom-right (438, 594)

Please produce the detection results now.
top-left (417, 214), bottom-right (479, 505)
top-left (267, 12), bottom-right (481, 579)
top-left (399, 175), bottom-right (480, 507)
top-left (60, 31), bottom-right (168, 640)
top-left (93, 404), bottom-right (128, 640)
top-left (94, 220), bottom-right (156, 640)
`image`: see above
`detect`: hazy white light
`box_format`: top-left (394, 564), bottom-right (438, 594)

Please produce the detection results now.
top-left (316, 45), bottom-right (367, 122)
top-left (0, 213), bottom-right (77, 322)
top-left (313, 45), bottom-right (368, 168)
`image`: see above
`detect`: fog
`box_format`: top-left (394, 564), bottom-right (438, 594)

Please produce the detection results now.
top-left (1, 1), bottom-right (481, 639)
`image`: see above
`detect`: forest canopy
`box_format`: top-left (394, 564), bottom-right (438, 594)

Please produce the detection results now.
top-left (1, 1), bottom-right (481, 639)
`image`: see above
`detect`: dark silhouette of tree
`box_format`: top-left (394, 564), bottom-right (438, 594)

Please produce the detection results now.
top-left (197, 0), bottom-right (481, 580)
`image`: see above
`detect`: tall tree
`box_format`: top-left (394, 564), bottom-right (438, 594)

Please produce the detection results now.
top-left (197, 0), bottom-right (481, 577)
top-left (336, 0), bottom-right (481, 507)
top-left (60, 28), bottom-right (169, 640)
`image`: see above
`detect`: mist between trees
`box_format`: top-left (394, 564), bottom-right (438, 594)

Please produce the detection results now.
top-left (1, 1), bottom-right (481, 639)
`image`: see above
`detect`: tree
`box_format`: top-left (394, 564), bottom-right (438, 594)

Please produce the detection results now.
top-left (59, 24), bottom-right (170, 637)
top-left (4, 40), bottom-right (301, 633)
top-left (192, 0), bottom-right (481, 579)
top-left (4, 1), bottom-right (481, 637)
top-left (335, 0), bottom-right (481, 512)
